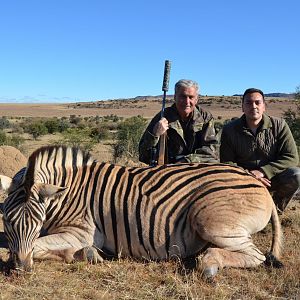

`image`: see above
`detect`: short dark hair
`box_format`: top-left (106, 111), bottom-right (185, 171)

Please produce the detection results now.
top-left (242, 88), bottom-right (265, 102)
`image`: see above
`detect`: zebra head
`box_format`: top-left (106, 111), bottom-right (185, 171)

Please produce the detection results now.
top-left (0, 174), bottom-right (67, 272)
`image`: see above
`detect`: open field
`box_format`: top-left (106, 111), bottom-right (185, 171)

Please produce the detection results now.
top-left (0, 96), bottom-right (299, 299)
top-left (0, 96), bottom-right (297, 120)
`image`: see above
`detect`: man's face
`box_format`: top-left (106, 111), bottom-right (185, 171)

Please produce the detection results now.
top-left (242, 92), bottom-right (265, 122)
top-left (175, 86), bottom-right (198, 120)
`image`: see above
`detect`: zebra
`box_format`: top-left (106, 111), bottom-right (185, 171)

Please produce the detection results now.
top-left (0, 145), bottom-right (283, 278)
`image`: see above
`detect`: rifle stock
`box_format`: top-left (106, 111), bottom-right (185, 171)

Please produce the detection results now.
top-left (157, 132), bottom-right (167, 165)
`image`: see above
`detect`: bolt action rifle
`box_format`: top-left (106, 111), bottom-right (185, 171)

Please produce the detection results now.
top-left (157, 60), bottom-right (171, 165)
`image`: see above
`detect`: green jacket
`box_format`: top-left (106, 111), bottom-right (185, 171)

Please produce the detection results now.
top-left (139, 104), bottom-right (218, 164)
top-left (220, 114), bottom-right (299, 179)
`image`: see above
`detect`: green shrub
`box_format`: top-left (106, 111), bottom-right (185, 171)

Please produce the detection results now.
top-left (90, 126), bottom-right (111, 142)
top-left (24, 121), bottom-right (48, 139)
top-left (0, 129), bottom-right (24, 148)
top-left (69, 115), bottom-right (82, 126)
top-left (0, 130), bottom-right (7, 144)
top-left (44, 118), bottom-right (60, 134)
top-left (295, 85), bottom-right (300, 101)
top-left (11, 123), bottom-right (25, 134)
top-left (57, 118), bottom-right (70, 132)
top-left (58, 128), bottom-right (96, 151)
top-left (0, 117), bottom-right (10, 129)
top-left (113, 116), bottom-right (147, 162)
top-left (8, 134), bottom-right (25, 148)
top-left (103, 114), bottom-right (121, 122)
top-left (283, 105), bottom-right (300, 146)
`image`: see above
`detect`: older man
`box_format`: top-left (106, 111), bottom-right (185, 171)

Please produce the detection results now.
top-left (220, 87), bottom-right (300, 212)
top-left (139, 79), bottom-right (218, 164)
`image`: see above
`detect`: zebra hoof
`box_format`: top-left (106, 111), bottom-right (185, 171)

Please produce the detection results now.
top-left (265, 253), bottom-right (284, 269)
top-left (202, 264), bottom-right (219, 279)
top-left (74, 247), bottom-right (104, 264)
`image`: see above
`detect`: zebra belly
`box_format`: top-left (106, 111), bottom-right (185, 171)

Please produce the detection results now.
top-left (97, 220), bottom-right (208, 260)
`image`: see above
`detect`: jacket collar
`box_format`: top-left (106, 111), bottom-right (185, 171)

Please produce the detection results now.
top-left (239, 113), bottom-right (272, 132)
top-left (168, 104), bottom-right (204, 141)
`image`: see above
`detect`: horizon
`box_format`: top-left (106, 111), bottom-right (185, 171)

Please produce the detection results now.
top-left (0, 92), bottom-right (295, 105)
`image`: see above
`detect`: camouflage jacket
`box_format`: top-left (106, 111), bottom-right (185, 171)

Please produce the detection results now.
top-left (139, 104), bottom-right (219, 165)
top-left (220, 114), bottom-right (299, 179)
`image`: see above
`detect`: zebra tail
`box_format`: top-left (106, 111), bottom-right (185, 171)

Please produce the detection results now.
top-left (265, 201), bottom-right (284, 268)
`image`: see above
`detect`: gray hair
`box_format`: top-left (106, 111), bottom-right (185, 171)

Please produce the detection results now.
top-left (175, 79), bottom-right (199, 94)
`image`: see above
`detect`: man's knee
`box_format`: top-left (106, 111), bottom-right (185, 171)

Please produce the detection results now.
top-left (271, 167), bottom-right (300, 200)
top-left (271, 167), bottom-right (300, 212)
top-left (290, 167), bottom-right (300, 185)
top-left (272, 167), bottom-right (300, 189)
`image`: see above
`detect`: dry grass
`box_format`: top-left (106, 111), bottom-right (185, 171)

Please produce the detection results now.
top-left (0, 98), bottom-right (299, 299)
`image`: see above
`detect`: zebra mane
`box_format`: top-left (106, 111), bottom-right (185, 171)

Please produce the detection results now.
top-left (24, 145), bottom-right (95, 188)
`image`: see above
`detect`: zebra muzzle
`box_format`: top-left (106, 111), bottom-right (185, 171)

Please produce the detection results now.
top-left (10, 252), bottom-right (33, 272)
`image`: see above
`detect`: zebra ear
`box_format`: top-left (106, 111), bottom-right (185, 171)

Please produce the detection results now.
top-left (0, 175), bottom-right (15, 192)
top-left (36, 183), bottom-right (68, 199)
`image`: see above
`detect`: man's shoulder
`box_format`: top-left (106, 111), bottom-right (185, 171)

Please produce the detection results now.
top-left (266, 115), bottom-right (286, 135)
top-left (267, 115), bottom-right (285, 125)
top-left (223, 117), bottom-right (242, 131)
top-left (194, 105), bottom-right (213, 120)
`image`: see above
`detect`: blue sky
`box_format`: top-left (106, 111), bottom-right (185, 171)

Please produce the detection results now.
top-left (0, 0), bottom-right (299, 103)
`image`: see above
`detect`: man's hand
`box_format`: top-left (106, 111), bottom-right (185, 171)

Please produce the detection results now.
top-left (250, 170), bottom-right (271, 187)
top-left (152, 117), bottom-right (169, 137)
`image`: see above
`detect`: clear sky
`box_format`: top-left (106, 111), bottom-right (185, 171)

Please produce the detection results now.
top-left (0, 0), bottom-right (299, 103)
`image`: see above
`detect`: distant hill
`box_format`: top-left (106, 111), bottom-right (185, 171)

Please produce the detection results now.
top-left (233, 93), bottom-right (295, 98)
top-left (0, 92), bottom-right (295, 104)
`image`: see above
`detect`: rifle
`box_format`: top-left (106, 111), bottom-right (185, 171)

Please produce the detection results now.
top-left (157, 60), bottom-right (171, 165)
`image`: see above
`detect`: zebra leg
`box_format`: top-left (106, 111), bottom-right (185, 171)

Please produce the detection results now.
top-left (73, 246), bottom-right (104, 263)
top-left (199, 242), bottom-right (265, 278)
top-left (33, 232), bottom-right (98, 263)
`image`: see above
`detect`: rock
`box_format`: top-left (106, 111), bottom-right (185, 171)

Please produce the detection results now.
top-left (0, 146), bottom-right (27, 178)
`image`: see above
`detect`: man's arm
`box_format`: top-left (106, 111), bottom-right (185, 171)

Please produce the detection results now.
top-left (260, 120), bottom-right (299, 179)
top-left (219, 125), bottom-right (238, 166)
top-left (138, 113), bottom-right (164, 164)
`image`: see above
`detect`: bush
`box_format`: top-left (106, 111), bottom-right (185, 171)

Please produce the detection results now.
top-left (8, 134), bottom-right (25, 148)
top-left (69, 115), bottom-right (82, 126)
top-left (0, 117), bottom-right (10, 130)
top-left (283, 105), bottom-right (300, 146)
top-left (282, 85), bottom-right (300, 146)
top-left (44, 118), bottom-right (60, 134)
top-left (24, 121), bottom-right (48, 139)
top-left (0, 129), bottom-right (24, 148)
top-left (0, 130), bottom-right (7, 144)
top-left (103, 114), bottom-right (121, 122)
top-left (57, 118), bottom-right (70, 132)
top-left (295, 85), bottom-right (300, 101)
top-left (113, 116), bottom-right (147, 162)
top-left (90, 126), bottom-right (111, 142)
top-left (58, 128), bottom-right (96, 151)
